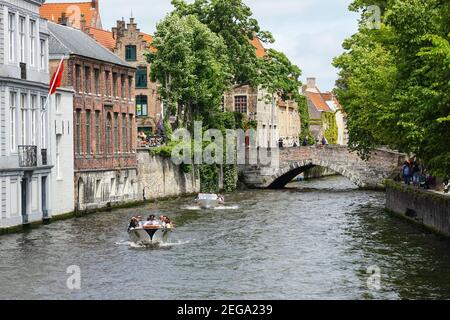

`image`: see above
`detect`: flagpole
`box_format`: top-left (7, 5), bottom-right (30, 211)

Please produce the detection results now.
top-left (41, 56), bottom-right (64, 119)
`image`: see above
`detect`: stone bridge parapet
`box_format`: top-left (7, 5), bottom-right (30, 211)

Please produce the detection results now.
top-left (241, 146), bottom-right (406, 189)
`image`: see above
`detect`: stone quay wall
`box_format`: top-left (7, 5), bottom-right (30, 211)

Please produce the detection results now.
top-left (137, 150), bottom-right (200, 200)
top-left (386, 180), bottom-right (450, 237)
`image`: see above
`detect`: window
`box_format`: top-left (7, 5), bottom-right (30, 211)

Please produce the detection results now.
top-left (86, 111), bottom-right (91, 154)
top-left (29, 20), bottom-right (36, 66)
top-left (105, 71), bottom-right (110, 96)
top-left (10, 92), bottom-right (17, 152)
top-left (41, 97), bottom-right (47, 148)
top-left (56, 135), bottom-right (61, 179)
top-left (19, 17), bottom-right (26, 63)
top-left (30, 95), bottom-right (37, 145)
top-left (20, 94), bottom-right (27, 145)
top-left (122, 114), bottom-right (127, 153)
top-left (121, 75), bottom-right (126, 99)
top-left (234, 95), bottom-right (248, 114)
top-left (95, 111), bottom-right (101, 154)
top-left (129, 115), bottom-right (133, 152)
top-left (75, 110), bottom-right (81, 154)
top-left (114, 113), bottom-right (119, 153)
top-left (84, 67), bottom-right (91, 93)
top-left (8, 13), bottom-right (15, 62)
top-left (40, 39), bottom-right (46, 70)
top-left (113, 73), bottom-right (118, 97)
top-left (106, 113), bottom-right (112, 154)
top-left (136, 95), bottom-right (148, 117)
top-left (125, 45), bottom-right (137, 61)
top-left (94, 69), bottom-right (100, 95)
top-left (55, 93), bottom-right (61, 113)
top-left (75, 65), bottom-right (81, 92)
top-left (136, 67), bottom-right (147, 88)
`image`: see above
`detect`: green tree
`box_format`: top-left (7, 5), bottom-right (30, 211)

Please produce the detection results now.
top-left (146, 13), bottom-right (231, 131)
top-left (334, 0), bottom-right (450, 175)
top-left (172, 0), bottom-right (274, 86)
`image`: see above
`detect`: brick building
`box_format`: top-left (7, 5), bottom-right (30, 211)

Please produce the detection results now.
top-left (83, 17), bottom-right (162, 142)
top-left (40, 0), bottom-right (102, 29)
top-left (111, 18), bottom-right (161, 139)
top-left (48, 22), bottom-right (137, 211)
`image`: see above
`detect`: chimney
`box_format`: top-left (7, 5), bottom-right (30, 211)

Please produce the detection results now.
top-left (59, 12), bottom-right (68, 26)
top-left (307, 77), bottom-right (316, 90)
top-left (80, 14), bottom-right (87, 32)
top-left (91, 0), bottom-right (98, 9)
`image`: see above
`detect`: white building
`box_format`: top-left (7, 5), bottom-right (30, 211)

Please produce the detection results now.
top-left (49, 87), bottom-right (74, 217)
top-left (0, 0), bottom-right (52, 229)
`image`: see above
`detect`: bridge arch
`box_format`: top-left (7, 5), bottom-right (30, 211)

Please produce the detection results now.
top-left (268, 160), bottom-right (363, 189)
top-left (242, 146), bottom-right (405, 190)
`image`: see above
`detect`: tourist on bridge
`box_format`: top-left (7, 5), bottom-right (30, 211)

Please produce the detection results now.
top-left (402, 161), bottom-right (412, 185)
top-left (412, 161), bottom-right (422, 187)
top-left (303, 137), bottom-right (308, 146)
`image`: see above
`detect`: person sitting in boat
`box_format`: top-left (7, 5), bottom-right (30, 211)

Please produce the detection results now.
top-left (144, 215), bottom-right (160, 227)
top-left (159, 215), bottom-right (167, 228)
top-left (165, 217), bottom-right (173, 229)
top-left (128, 216), bottom-right (142, 231)
top-left (218, 194), bottom-right (225, 205)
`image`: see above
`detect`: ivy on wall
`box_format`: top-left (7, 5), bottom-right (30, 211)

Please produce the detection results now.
top-left (322, 112), bottom-right (338, 144)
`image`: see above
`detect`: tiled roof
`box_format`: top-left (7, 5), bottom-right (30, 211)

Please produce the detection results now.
top-left (86, 27), bottom-right (116, 51)
top-left (305, 91), bottom-right (332, 112)
top-left (40, 2), bottom-right (101, 29)
top-left (48, 22), bottom-right (132, 68)
top-left (86, 28), bottom-right (156, 53)
top-left (251, 38), bottom-right (266, 58)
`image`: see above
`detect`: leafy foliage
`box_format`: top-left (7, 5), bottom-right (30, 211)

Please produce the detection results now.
top-left (148, 0), bottom-right (309, 189)
top-left (333, 0), bottom-right (450, 175)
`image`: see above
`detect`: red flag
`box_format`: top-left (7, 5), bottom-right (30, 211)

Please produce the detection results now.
top-left (49, 58), bottom-right (64, 95)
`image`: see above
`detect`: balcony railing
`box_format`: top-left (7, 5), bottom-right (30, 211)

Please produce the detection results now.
top-left (18, 145), bottom-right (37, 168)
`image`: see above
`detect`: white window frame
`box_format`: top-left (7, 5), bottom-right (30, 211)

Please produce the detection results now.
top-left (29, 20), bottom-right (36, 67)
top-left (55, 93), bottom-right (61, 113)
top-left (8, 13), bottom-right (15, 63)
top-left (40, 39), bottom-right (46, 70)
top-left (20, 93), bottom-right (27, 145)
top-left (56, 135), bottom-right (61, 179)
top-left (30, 95), bottom-right (37, 145)
top-left (10, 92), bottom-right (17, 152)
top-left (19, 16), bottom-right (26, 63)
top-left (41, 97), bottom-right (47, 149)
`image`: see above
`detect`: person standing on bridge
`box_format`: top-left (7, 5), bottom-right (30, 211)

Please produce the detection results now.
top-left (303, 137), bottom-right (308, 146)
top-left (402, 161), bottom-right (412, 185)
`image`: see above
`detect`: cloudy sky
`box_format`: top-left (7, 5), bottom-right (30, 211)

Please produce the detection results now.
top-left (46, 0), bottom-right (359, 91)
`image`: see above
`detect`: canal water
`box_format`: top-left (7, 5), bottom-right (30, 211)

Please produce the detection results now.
top-left (1, 176), bottom-right (450, 300)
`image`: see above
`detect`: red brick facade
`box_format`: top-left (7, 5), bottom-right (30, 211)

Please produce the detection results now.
top-left (50, 56), bottom-right (137, 172)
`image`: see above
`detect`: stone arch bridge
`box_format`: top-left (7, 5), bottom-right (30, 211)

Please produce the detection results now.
top-left (241, 146), bottom-right (405, 190)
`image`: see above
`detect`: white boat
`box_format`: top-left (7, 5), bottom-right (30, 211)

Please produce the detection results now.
top-left (196, 193), bottom-right (224, 209)
top-left (128, 225), bottom-right (173, 245)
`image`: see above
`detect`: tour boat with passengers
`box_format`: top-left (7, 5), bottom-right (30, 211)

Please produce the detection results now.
top-left (196, 193), bottom-right (225, 209)
top-left (128, 215), bottom-right (174, 245)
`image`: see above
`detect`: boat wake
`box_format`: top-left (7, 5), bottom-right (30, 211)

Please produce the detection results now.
top-left (182, 205), bottom-right (239, 211)
top-left (115, 239), bottom-right (192, 249)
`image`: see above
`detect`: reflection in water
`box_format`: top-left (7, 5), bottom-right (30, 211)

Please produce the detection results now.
top-left (1, 176), bottom-right (450, 300)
